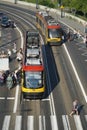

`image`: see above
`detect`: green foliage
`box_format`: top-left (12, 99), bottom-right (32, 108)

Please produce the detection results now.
top-left (63, 0), bottom-right (87, 15)
top-left (39, 0), bottom-right (55, 8)
top-left (19, 0), bottom-right (87, 16)
top-left (19, 0), bottom-right (55, 8)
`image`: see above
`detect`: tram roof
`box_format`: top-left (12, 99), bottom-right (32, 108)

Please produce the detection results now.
top-left (37, 11), bottom-right (59, 26)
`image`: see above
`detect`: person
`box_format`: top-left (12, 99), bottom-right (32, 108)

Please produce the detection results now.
top-left (12, 72), bottom-right (17, 86)
top-left (6, 74), bottom-right (13, 89)
top-left (0, 71), bottom-right (4, 84)
top-left (67, 28), bottom-right (71, 42)
top-left (13, 42), bottom-right (17, 53)
top-left (84, 35), bottom-right (87, 47)
top-left (16, 48), bottom-right (23, 62)
top-left (69, 100), bottom-right (79, 117)
top-left (73, 28), bottom-right (77, 39)
top-left (7, 49), bottom-right (12, 61)
top-left (77, 30), bottom-right (81, 39)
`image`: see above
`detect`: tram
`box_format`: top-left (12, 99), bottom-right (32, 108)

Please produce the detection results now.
top-left (36, 11), bottom-right (65, 46)
top-left (20, 29), bottom-right (45, 100)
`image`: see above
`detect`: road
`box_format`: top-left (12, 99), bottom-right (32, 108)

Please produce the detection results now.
top-left (0, 1), bottom-right (87, 130)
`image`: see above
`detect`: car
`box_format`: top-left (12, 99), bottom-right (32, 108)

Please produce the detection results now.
top-left (1, 15), bottom-right (10, 27)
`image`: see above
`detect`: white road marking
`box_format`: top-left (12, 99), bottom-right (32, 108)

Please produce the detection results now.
top-left (1, 114), bottom-right (87, 130)
top-left (14, 116), bottom-right (22, 130)
top-left (62, 115), bottom-right (71, 130)
top-left (13, 85), bottom-right (19, 113)
top-left (2, 115), bottom-right (11, 130)
top-left (0, 97), bottom-right (5, 99)
top-left (85, 115), bottom-right (87, 121)
top-left (39, 116), bottom-right (46, 130)
top-left (7, 97), bottom-right (15, 100)
top-left (27, 116), bottom-right (34, 130)
top-left (74, 115), bottom-right (83, 130)
top-left (0, 97), bottom-right (15, 100)
top-left (50, 115), bottom-right (59, 130)
top-left (41, 98), bottom-right (50, 101)
top-left (63, 44), bottom-right (87, 102)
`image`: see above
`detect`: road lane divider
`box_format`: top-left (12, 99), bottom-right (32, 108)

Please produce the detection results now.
top-left (13, 84), bottom-right (19, 113)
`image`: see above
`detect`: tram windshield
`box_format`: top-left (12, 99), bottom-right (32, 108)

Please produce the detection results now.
top-left (48, 28), bottom-right (63, 38)
top-left (24, 71), bottom-right (42, 89)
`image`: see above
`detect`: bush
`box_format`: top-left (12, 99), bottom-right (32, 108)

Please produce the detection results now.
top-left (39, 0), bottom-right (55, 8)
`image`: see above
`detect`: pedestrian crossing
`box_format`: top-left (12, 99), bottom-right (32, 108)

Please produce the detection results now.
top-left (1, 115), bottom-right (87, 130)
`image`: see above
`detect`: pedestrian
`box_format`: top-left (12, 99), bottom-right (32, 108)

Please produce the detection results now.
top-left (0, 71), bottom-right (4, 84)
top-left (12, 72), bottom-right (17, 86)
top-left (77, 30), bottom-right (81, 39)
top-left (73, 28), bottom-right (77, 39)
top-left (13, 42), bottom-right (17, 53)
top-left (69, 99), bottom-right (79, 117)
top-left (6, 74), bottom-right (13, 89)
top-left (7, 49), bottom-right (12, 61)
top-left (67, 28), bottom-right (71, 42)
top-left (16, 48), bottom-right (23, 62)
top-left (84, 35), bottom-right (87, 47)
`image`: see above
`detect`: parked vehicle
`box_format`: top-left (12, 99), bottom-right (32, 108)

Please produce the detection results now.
top-left (1, 15), bottom-right (10, 27)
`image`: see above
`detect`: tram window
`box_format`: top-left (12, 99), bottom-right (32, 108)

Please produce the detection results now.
top-left (24, 71), bottom-right (42, 88)
top-left (48, 28), bottom-right (62, 38)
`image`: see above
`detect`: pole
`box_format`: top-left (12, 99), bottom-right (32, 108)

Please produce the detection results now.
top-left (36, 0), bottom-right (38, 9)
top-left (14, 0), bottom-right (17, 4)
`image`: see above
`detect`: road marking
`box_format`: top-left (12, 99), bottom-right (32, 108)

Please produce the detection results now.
top-left (0, 97), bottom-right (15, 100)
top-left (63, 44), bottom-right (87, 102)
top-left (62, 115), bottom-right (71, 130)
top-left (85, 115), bottom-right (87, 121)
top-left (42, 98), bottom-right (50, 101)
top-left (39, 116), bottom-right (46, 130)
top-left (2, 115), bottom-right (11, 130)
top-left (14, 116), bottom-right (22, 130)
top-left (13, 85), bottom-right (19, 113)
top-left (50, 115), bottom-right (59, 130)
top-left (1, 114), bottom-right (87, 130)
top-left (27, 116), bottom-right (34, 130)
top-left (0, 97), bottom-right (5, 99)
top-left (74, 115), bottom-right (83, 130)
top-left (7, 97), bottom-right (15, 100)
